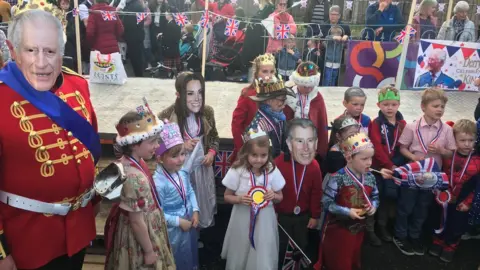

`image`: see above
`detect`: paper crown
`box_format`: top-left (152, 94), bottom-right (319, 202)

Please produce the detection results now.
top-left (341, 132), bottom-right (373, 156)
top-left (13, 0), bottom-right (67, 28)
top-left (242, 126), bottom-right (268, 142)
top-left (378, 87), bottom-right (401, 102)
top-left (340, 117), bottom-right (360, 130)
top-left (115, 98), bottom-right (164, 146)
top-left (249, 75), bottom-right (295, 102)
top-left (156, 121), bottom-right (184, 156)
top-left (252, 53), bottom-right (276, 67)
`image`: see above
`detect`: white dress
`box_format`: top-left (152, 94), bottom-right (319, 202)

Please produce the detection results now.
top-left (221, 166), bottom-right (286, 270)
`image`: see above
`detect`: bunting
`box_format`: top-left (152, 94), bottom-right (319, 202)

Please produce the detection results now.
top-left (300, 0), bottom-right (307, 8)
top-left (477, 5), bottom-right (480, 14)
top-left (438, 3), bottom-right (445, 12)
top-left (224, 18), bottom-right (239, 37)
top-left (136, 12), bottom-right (147, 24)
top-left (101, 11), bottom-right (117, 21)
top-left (174, 13), bottom-right (189, 27)
top-left (72, 7), bottom-right (79, 17)
top-left (199, 10), bottom-right (209, 28)
top-left (276, 24), bottom-right (290, 39)
top-left (345, 0), bottom-right (353, 9)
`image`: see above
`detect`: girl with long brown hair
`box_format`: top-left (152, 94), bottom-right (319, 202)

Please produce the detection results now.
top-left (221, 133), bottom-right (285, 269)
top-left (158, 71), bottom-right (219, 229)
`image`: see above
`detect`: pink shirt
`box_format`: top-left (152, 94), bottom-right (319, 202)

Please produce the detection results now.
top-left (398, 117), bottom-right (456, 168)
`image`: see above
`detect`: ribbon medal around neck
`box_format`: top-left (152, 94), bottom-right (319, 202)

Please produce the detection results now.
top-left (162, 166), bottom-right (188, 214)
top-left (434, 151), bottom-right (472, 234)
top-left (126, 156), bottom-right (161, 209)
top-left (292, 159), bottom-right (307, 215)
top-left (345, 167), bottom-right (372, 211)
top-left (258, 110), bottom-right (281, 144)
top-left (416, 118), bottom-right (442, 154)
top-left (247, 169), bottom-right (269, 249)
top-left (298, 93), bottom-right (309, 119)
top-left (382, 124), bottom-right (399, 155)
top-left (184, 116), bottom-right (202, 140)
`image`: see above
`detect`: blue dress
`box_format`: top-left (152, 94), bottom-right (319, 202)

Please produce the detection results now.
top-left (154, 167), bottom-right (199, 270)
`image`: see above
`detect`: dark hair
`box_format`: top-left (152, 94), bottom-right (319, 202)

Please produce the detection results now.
top-left (286, 118), bottom-right (318, 140)
top-left (328, 115), bottom-right (357, 148)
top-left (174, 71), bottom-right (206, 137)
top-left (232, 136), bottom-right (276, 173)
top-left (117, 111), bottom-right (144, 156)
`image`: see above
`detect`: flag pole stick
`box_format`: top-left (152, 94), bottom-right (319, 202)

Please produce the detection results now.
top-left (73, 0), bottom-right (82, 74)
top-left (394, 0), bottom-right (417, 90)
top-left (277, 223), bottom-right (312, 264)
top-left (200, 1), bottom-right (209, 77)
top-left (445, 0), bottom-right (454, 25)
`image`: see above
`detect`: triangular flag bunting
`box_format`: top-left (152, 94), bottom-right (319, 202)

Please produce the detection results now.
top-left (261, 17), bottom-right (275, 38)
top-left (431, 43), bottom-right (445, 50)
top-left (446, 45), bottom-right (460, 57)
top-left (461, 47), bottom-right (475, 60)
top-left (420, 40), bottom-right (431, 52)
top-left (477, 49), bottom-right (480, 58)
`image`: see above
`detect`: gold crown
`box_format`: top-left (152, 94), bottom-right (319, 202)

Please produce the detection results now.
top-left (341, 132), bottom-right (373, 156)
top-left (255, 75), bottom-right (286, 94)
top-left (253, 53), bottom-right (276, 67)
top-left (115, 98), bottom-right (164, 146)
top-left (242, 126), bottom-right (268, 142)
top-left (13, 0), bottom-right (67, 28)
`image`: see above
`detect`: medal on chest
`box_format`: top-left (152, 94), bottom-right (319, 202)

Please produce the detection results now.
top-left (416, 118), bottom-right (442, 154)
top-left (247, 169), bottom-right (268, 249)
top-left (345, 167), bottom-right (372, 210)
top-left (162, 166), bottom-right (188, 214)
top-left (291, 159), bottom-right (307, 215)
top-left (382, 124), bottom-right (399, 155)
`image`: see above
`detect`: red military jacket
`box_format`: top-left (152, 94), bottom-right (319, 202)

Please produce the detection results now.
top-left (0, 67), bottom-right (98, 269)
top-left (231, 86), bottom-right (258, 162)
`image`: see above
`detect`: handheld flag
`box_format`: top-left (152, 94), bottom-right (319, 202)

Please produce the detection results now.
top-left (275, 24), bottom-right (290, 40)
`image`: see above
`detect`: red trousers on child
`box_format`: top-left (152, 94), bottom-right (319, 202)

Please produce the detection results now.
top-left (316, 223), bottom-right (364, 270)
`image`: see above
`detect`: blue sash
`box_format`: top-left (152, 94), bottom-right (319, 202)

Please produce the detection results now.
top-left (0, 62), bottom-right (101, 164)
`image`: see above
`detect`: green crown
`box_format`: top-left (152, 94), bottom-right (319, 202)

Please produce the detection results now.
top-left (378, 89), bottom-right (400, 102)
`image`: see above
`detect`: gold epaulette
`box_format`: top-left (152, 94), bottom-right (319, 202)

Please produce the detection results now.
top-left (62, 66), bottom-right (84, 79)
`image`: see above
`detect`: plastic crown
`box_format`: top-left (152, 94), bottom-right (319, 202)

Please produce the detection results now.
top-left (341, 132), bottom-right (373, 156)
top-left (378, 88), bottom-right (401, 102)
top-left (13, 0), bottom-right (67, 27)
top-left (253, 53), bottom-right (276, 67)
top-left (255, 75), bottom-right (286, 94)
top-left (242, 126), bottom-right (268, 142)
top-left (115, 98), bottom-right (164, 146)
top-left (340, 117), bottom-right (360, 130)
top-left (156, 121), bottom-right (184, 156)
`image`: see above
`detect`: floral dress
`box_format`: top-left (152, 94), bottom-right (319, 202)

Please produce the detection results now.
top-left (105, 156), bottom-right (176, 270)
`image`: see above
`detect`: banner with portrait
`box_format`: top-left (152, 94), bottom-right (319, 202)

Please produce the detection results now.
top-left (344, 41), bottom-right (418, 89)
top-left (413, 39), bottom-right (480, 91)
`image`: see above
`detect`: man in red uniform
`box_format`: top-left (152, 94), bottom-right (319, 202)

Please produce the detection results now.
top-left (275, 118), bottom-right (323, 268)
top-left (0, 5), bottom-right (101, 270)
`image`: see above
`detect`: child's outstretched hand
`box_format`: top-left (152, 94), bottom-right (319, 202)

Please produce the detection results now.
top-left (179, 218), bottom-right (193, 231)
top-left (379, 168), bottom-right (393, 179)
top-left (364, 204), bottom-right (376, 216)
top-left (144, 250), bottom-right (158, 266)
top-left (192, 211), bottom-right (200, 228)
top-left (456, 202), bottom-right (470, 212)
top-left (264, 190), bottom-right (275, 201)
top-left (238, 195), bottom-right (253, 206)
top-left (349, 208), bottom-right (365, 220)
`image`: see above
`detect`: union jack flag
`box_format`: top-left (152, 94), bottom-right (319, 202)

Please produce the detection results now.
top-left (199, 10), bottom-right (209, 28)
top-left (393, 157), bottom-right (448, 190)
top-left (275, 24), bottom-right (290, 40)
top-left (394, 26), bottom-right (416, 44)
top-left (214, 150), bottom-right (233, 178)
top-left (101, 11), bottom-right (117, 21)
top-left (282, 239), bottom-right (309, 270)
top-left (174, 13), bottom-right (189, 27)
top-left (136, 12), bottom-right (147, 24)
top-left (224, 18), bottom-right (239, 37)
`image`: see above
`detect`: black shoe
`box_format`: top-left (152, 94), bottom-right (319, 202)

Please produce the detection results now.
top-left (393, 237), bottom-right (415, 256)
top-left (411, 238), bottom-right (425, 255)
top-left (429, 243), bottom-right (442, 257)
top-left (378, 226), bottom-right (393, 242)
top-left (439, 249), bottom-right (454, 262)
top-left (367, 231), bottom-right (382, 246)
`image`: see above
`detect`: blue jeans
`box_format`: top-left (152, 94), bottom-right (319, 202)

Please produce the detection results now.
top-left (394, 187), bottom-right (433, 239)
top-left (323, 67), bottom-right (339, 86)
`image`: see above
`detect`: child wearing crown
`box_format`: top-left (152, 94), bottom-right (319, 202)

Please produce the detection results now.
top-left (221, 128), bottom-right (285, 270)
top-left (366, 86), bottom-right (406, 246)
top-left (159, 72), bottom-right (219, 230)
top-left (246, 74), bottom-right (295, 158)
top-left (316, 132), bottom-right (379, 270)
top-left (105, 101), bottom-right (175, 270)
top-left (153, 121), bottom-right (200, 269)
top-left (285, 61), bottom-right (328, 163)
top-left (232, 53), bottom-right (276, 162)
